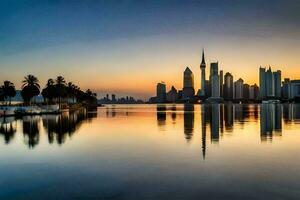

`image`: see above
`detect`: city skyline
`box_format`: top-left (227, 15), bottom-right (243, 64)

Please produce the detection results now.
top-left (1, 0), bottom-right (300, 99)
top-left (152, 48), bottom-right (300, 103)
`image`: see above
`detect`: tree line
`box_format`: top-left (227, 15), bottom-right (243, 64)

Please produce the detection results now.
top-left (0, 75), bottom-right (97, 106)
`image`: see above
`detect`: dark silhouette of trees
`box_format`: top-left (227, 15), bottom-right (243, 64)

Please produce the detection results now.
top-left (0, 88), bottom-right (4, 103)
top-left (0, 118), bottom-right (16, 144)
top-left (0, 81), bottom-right (16, 105)
top-left (54, 76), bottom-right (67, 109)
top-left (21, 75), bottom-right (40, 104)
top-left (83, 89), bottom-right (97, 107)
top-left (67, 82), bottom-right (77, 103)
top-left (38, 76), bottom-right (97, 109)
top-left (41, 79), bottom-right (55, 103)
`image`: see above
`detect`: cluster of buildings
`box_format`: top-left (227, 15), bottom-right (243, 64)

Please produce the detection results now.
top-left (150, 50), bottom-right (259, 103)
top-left (150, 49), bottom-right (300, 103)
top-left (258, 67), bottom-right (300, 101)
top-left (98, 94), bottom-right (143, 104)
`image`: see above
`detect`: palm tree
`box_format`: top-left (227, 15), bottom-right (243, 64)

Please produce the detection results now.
top-left (84, 89), bottom-right (97, 107)
top-left (21, 75), bottom-right (40, 104)
top-left (55, 76), bottom-right (66, 109)
top-left (0, 87), bottom-right (4, 104)
top-left (41, 79), bottom-right (55, 103)
top-left (2, 81), bottom-right (16, 105)
top-left (66, 82), bottom-right (76, 103)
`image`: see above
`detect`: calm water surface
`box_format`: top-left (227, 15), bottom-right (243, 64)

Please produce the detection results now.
top-left (0, 104), bottom-right (300, 200)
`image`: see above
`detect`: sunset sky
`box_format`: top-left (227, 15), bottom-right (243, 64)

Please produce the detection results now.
top-left (1, 0), bottom-right (300, 99)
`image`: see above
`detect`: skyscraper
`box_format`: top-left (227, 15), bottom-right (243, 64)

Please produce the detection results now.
top-left (259, 67), bottom-right (266, 99)
top-left (200, 49), bottom-right (206, 96)
top-left (243, 84), bottom-right (250, 99)
top-left (249, 84), bottom-right (259, 100)
top-left (112, 94), bottom-right (116, 102)
top-left (210, 62), bottom-right (220, 98)
top-left (234, 78), bottom-right (244, 100)
top-left (266, 67), bottom-right (274, 97)
top-left (273, 70), bottom-right (281, 98)
top-left (219, 70), bottom-right (223, 97)
top-left (224, 72), bottom-right (233, 100)
top-left (166, 86), bottom-right (178, 103)
top-left (282, 78), bottom-right (291, 99)
top-left (156, 82), bottom-right (166, 103)
top-left (182, 67), bottom-right (195, 99)
top-left (259, 66), bottom-right (281, 99)
top-left (290, 80), bottom-right (300, 99)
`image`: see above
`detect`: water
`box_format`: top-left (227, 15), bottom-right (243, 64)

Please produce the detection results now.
top-left (0, 104), bottom-right (299, 200)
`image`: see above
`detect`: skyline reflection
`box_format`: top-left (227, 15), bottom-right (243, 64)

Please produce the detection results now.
top-left (152, 103), bottom-right (299, 159)
top-left (0, 104), bottom-right (300, 152)
top-left (0, 104), bottom-right (299, 199)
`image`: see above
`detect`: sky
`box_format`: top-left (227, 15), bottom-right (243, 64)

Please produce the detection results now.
top-left (0, 0), bottom-right (300, 100)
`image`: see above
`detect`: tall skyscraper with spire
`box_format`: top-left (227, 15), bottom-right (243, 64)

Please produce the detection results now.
top-left (200, 49), bottom-right (206, 96)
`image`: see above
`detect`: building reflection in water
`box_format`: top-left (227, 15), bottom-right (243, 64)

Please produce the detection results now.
top-left (106, 106), bottom-right (117, 118)
top-left (0, 117), bottom-right (17, 144)
top-left (282, 103), bottom-right (300, 123)
top-left (184, 104), bottom-right (194, 142)
top-left (220, 104), bottom-right (224, 134)
top-left (201, 105), bottom-right (208, 159)
top-left (260, 103), bottom-right (282, 141)
top-left (154, 103), bottom-right (299, 159)
top-left (156, 104), bottom-right (167, 128)
top-left (210, 104), bottom-right (220, 143)
top-left (224, 103), bottom-right (234, 131)
top-left (171, 105), bottom-right (177, 123)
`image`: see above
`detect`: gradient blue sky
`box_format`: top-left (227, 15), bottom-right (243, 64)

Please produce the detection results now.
top-left (1, 0), bottom-right (300, 99)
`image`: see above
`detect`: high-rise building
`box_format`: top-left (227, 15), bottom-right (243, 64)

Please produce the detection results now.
top-left (259, 66), bottom-right (281, 99)
top-left (234, 78), bottom-right (244, 100)
top-left (223, 72), bottom-right (233, 100)
top-left (166, 86), bottom-right (178, 103)
top-left (112, 94), bottom-right (116, 102)
top-left (205, 80), bottom-right (211, 98)
top-left (249, 84), bottom-right (259, 100)
top-left (273, 70), bottom-right (281, 98)
top-left (182, 67), bottom-right (195, 99)
top-left (282, 78), bottom-right (291, 99)
top-left (259, 67), bottom-right (266, 99)
top-left (291, 80), bottom-right (300, 99)
top-left (200, 49), bottom-right (206, 96)
top-left (210, 62), bottom-right (220, 98)
top-left (266, 67), bottom-right (274, 97)
top-left (156, 82), bottom-right (166, 103)
top-left (243, 84), bottom-right (250, 99)
top-left (219, 70), bottom-right (223, 98)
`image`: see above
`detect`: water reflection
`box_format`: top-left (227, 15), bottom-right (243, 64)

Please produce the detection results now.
top-left (171, 105), bottom-right (176, 122)
top-left (0, 108), bottom-right (97, 148)
top-left (282, 103), bottom-right (300, 123)
top-left (1, 104), bottom-right (300, 151)
top-left (156, 105), bottom-right (166, 127)
top-left (23, 116), bottom-right (40, 148)
top-left (184, 104), bottom-right (194, 142)
top-left (260, 103), bottom-right (282, 141)
top-left (224, 104), bottom-right (233, 131)
top-left (210, 104), bottom-right (220, 143)
top-left (0, 117), bottom-right (16, 144)
top-left (151, 103), bottom-right (300, 159)
top-left (43, 109), bottom-right (88, 145)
